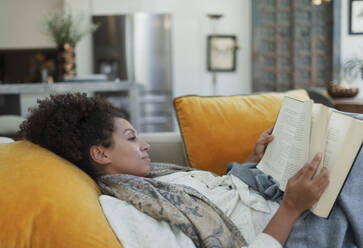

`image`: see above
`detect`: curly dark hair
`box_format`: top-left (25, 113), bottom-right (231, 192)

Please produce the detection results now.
top-left (19, 93), bottom-right (127, 178)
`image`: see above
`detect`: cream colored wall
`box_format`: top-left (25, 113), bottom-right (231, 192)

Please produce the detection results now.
top-left (69, 0), bottom-right (252, 96)
top-left (340, 0), bottom-right (363, 86)
top-left (1, 0), bottom-right (361, 95)
top-left (0, 0), bottom-right (252, 96)
top-left (0, 0), bottom-right (63, 49)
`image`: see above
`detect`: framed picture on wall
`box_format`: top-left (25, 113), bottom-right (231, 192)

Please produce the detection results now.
top-left (207, 35), bottom-right (237, 72)
top-left (349, 0), bottom-right (363, 35)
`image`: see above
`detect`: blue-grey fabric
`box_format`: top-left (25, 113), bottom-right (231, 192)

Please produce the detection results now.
top-left (285, 145), bottom-right (363, 248)
top-left (286, 112), bottom-right (363, 248)
top-left (228, 112), bottom-right (363, 248)
top-left (226, 162), bottom-right (283, 202)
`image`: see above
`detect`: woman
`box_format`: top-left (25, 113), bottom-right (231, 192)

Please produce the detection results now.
top-left (19, 93), bottom-right (329, 248)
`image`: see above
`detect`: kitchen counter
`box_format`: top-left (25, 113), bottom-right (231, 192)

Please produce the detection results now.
top-left (0, 81), bottom-right (143, 130)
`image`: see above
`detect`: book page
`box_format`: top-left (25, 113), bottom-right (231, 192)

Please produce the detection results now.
top-left (311, 114), bottom-right (363, 218)
top-left (309, 104), bottom-right (332, 173)
top-left (257, 97), bottom-right (312, 191)
top-left (322, 112), bottom-right (351, 170)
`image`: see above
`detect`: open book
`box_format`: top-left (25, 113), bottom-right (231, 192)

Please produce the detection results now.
top-left (257, 96), bottom-right (363, 218)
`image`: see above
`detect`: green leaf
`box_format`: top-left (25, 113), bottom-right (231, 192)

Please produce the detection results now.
top-left (44, 10), bottom-right (99, 47)
top-left (342, 58), bottom-right (363, 82)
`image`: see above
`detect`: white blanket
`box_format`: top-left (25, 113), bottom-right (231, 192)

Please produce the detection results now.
top-left (99, 170), bottom-right (282, 248)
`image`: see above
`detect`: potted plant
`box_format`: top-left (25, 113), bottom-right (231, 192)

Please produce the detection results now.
top-left (342, 58), bottom-right (363, 81)
top-left (327, 58), bottom-right (363, 98)
top-left (44, 10), bottom-right (98, 81)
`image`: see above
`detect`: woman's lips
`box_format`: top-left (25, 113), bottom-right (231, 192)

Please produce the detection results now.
top-left (142, 156), bottom-right (151, 162)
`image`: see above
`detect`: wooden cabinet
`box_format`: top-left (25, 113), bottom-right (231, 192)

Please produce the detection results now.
top-left (334, 97), bottom-right (363, 114)
top-left (252, 0), bottom-right (336, 92)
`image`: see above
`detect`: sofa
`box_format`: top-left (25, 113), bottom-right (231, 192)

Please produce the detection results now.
top-left (0, 89), bottom-right (317, 248)
top-left (0, 132), bottom-right (185, 248)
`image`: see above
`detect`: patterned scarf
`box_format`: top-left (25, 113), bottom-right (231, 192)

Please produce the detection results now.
top-left (97, 162), bottom-right (247, 248)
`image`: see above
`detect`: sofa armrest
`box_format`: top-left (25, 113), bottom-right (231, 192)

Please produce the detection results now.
top-left (139, 132), bottom-right (186, 167)
top-left (0, 137), bottom-right (14, 144)
top-left (0, 115), bottom-right (25, 140)
top-left (0, 115), bottom-right (25, 134)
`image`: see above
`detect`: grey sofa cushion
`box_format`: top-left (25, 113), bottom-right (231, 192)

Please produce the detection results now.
top-left (140, 132), bottom-right (186, 167)
top-left (0, 137), bottom-right (14, 144)
top-left (0, 115), bottom-right (25, 135)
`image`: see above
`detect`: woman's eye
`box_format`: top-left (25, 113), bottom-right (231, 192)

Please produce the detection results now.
top-left (128, 136), bottom-right (136, 141)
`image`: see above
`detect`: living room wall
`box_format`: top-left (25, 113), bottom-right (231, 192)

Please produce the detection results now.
top-left (69, 0), bottom-right (363, 94)
top-left (1, 0), bottom-right (362, 94)
top-left (0, 0), bottom-right (63, 49)
top-left (67, 0), bottom-right (252, 97)
top-left (340, 0), bottom-right (363, 86)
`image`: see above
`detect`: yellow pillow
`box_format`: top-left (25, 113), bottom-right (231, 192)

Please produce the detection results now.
top-left (173, 90), bottom-right (309, 175)
top-left (0, 141), bottom-right (122, 248)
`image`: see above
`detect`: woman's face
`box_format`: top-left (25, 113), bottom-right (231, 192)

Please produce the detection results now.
top-left (103, 117), bottom-right (151, 176)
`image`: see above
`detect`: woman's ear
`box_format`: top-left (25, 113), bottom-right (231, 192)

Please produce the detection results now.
top-left (89, 145), bottom-right (111, 165)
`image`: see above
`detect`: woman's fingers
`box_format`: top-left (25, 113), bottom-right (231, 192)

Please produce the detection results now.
top-left (291, 153), bottom-right (322, 181)
top-left (291, 165), bottom-right (305, 180)
top-left (283, 153), bottom-right (329, 215)
top-left (263, 127), bottom-right (274, 137)
top-left (261, 134), bottom-right (274, 144)
top-left (302, 153), bottom-right (322, 180)
top-left (313, 167), bottom-right (330, 190)
top-left (260, 128), bottom-right (274, 143)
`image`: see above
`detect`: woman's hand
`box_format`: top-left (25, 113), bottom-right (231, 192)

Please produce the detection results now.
top-left (281, 152), bottom-right (330, 216)
top-left (263, 153), bottom-right (329, 245)
top-left (245, 127), bottom-right (274, 163)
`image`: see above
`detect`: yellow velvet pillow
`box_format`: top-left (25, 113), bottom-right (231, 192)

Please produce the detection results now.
top-left (174, 90), bottom-right (310, 175)
top-left (0, 141), bottom-right (122, 248)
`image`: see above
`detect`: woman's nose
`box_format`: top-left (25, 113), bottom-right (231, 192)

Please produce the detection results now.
top-left (141, 139), bottom-right (151, 151)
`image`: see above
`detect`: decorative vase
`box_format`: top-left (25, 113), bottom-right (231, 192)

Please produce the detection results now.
top-left (327, 83), bottom-right (359, 98)
top-left (56, 43), bottom-right (76, 82)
